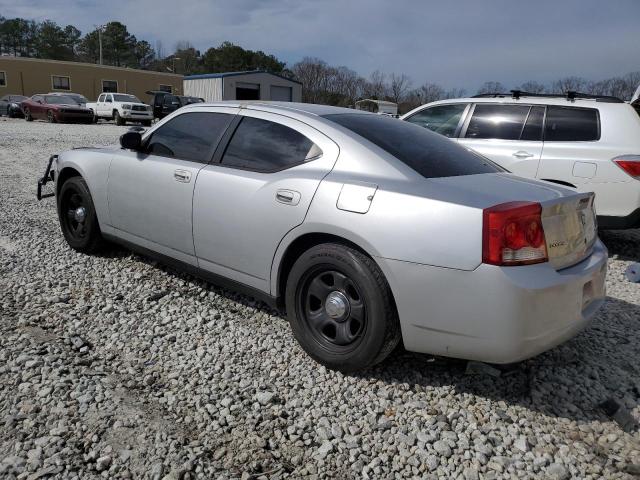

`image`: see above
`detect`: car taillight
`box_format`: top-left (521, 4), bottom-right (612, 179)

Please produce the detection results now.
top-left (613, 155), bottom-right (640, 178)
top-left (482, 201), bottom-right (548, 266)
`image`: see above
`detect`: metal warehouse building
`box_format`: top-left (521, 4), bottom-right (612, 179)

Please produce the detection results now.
top-left (0, 57), bottom-right (183, 101)
top-left (183, 70), bottom-right (302, 102)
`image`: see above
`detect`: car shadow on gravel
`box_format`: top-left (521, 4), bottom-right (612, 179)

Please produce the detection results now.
top-left (360, 295), bottom-right (640, 425)
top-left (100, 239), bottom-right (639, 426)
top-left (599, 228), bottom-right (640, 261)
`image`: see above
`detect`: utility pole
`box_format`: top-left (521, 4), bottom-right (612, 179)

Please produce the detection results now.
top-left (94, 24), bottom-right (106, 65)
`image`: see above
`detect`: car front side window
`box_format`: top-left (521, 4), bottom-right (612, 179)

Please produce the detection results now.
top-left (221, 116), bottom-right (322, 173)
top-left (405, 104), bottom-right (468, 138)
top-left (145, 112), bottom-right (234, 163)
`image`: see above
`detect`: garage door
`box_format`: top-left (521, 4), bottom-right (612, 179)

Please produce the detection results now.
top-left (270, 85), bottom-right (292, 102)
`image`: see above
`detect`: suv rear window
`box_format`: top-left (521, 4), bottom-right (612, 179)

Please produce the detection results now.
top-left (544, 106), bottom-right (599, 141)
top-left (324, 113), bottom-right (502, 178)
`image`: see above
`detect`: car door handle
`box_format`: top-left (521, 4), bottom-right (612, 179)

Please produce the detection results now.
top-left (276, 189), bottom-right (301, 205)
top-left (513, 151), bottom-right (534, 159)
top-left (174, 169), bottom-right (191, 183)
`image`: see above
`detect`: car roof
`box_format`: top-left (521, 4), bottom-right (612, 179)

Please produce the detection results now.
top-left (182, 101), bottom-right (368, 118)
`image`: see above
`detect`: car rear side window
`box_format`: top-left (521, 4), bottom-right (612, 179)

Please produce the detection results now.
top-left (465, 104), bottom-right (530, 140)
top-left (221, 116), bottom-right (322, 172)
top-left (146, 112), bottom-right (233, 163)
top-left (324, 113), bottom-right (502, 178)
top-left (404, 104), bottom-right (467, 138)
top-left (544, 106), bottom-right (599, 141)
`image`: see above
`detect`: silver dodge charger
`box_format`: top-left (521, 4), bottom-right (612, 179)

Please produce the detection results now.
top-left (38, 102), bottom-right (607, 372)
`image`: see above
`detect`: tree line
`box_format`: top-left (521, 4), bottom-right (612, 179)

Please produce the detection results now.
top-left (1, 16), bottom-right (638, 112)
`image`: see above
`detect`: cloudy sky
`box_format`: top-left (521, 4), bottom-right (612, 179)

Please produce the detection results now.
top-left (3, 0), bottom-right (638, 91)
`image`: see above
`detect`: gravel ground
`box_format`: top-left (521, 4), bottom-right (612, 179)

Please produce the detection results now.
top-left (1, 117), bottom-right (639, 480)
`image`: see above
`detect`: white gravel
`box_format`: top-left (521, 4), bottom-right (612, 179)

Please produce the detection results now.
top-left (1, 117), bottom-right (640, 479)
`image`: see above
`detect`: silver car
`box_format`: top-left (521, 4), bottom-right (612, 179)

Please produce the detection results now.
top-left (38, 102), bottom-right (608, 372)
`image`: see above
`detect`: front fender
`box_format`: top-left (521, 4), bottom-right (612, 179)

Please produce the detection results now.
top-left (56, 149), bottom-right (114, 229)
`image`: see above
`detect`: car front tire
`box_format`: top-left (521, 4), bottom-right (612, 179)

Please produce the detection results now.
top-left (114, 111), bottom-right (125, 126)
top-left (285, 243), bottom-right (401, 372)
top-left (24, 108), bottom-right (33, 121)
top-left (58, 177), bottom-right (105, 254)
top-left (47, 110), bottom-right (56, 123)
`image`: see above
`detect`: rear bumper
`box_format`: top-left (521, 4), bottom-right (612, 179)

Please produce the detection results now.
top-left (378, 240), bottom-right (608, 363)
top-left (597, 208), bottom-right (640, 229)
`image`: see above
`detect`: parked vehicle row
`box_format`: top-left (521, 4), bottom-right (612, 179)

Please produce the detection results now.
top-left (402, 91), bottom-right (640, 229)
top-left (38, 101), bottom-right (607, 372)
top-left (0, 94), bottom-right (27, 117)
top-left (1, 91), bottom-right (194, 126)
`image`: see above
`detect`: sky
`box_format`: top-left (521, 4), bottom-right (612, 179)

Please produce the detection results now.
top-left (2, 0), bottom-right (639, 92)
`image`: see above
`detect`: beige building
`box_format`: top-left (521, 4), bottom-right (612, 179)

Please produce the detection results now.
top-left (0, 57), bottom-right (183, 101)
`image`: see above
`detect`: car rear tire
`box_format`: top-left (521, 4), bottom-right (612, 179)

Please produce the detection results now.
top-left (47, 110), bottom-right (56, 123)
top-left (114, 111), bottom-right (125, 126)
top-left (24, 108), bottom-right (33, 122)
top-left (285, 243), bottom-right (400, 372)
top-left (58, 176), bottom-right (105, 254)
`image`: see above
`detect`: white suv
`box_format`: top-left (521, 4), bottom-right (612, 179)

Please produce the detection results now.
top-left (86, 93), bottom-right (153, 126)
top-left (402, 92), bottom-right (640, 229)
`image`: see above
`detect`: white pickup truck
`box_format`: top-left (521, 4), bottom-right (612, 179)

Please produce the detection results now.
top-left (86, 92), bottom-right (153, 126)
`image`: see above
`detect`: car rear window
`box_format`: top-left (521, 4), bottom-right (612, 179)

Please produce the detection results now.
top-left (544, 106), bottom-right (600, 141)
top-left (324, 113), bottom-right (502, 178)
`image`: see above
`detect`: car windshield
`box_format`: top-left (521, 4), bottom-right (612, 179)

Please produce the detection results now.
top-left (113, 94), bottom-right (141, 103)
top-left (45, 96), bottom-right (76, 105)
top-left (70, 94), bottom-right (89, 104)
top-left (323, 113), bottom-right (503, 179)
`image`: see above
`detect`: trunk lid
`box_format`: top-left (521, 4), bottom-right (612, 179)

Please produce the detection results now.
top-left (541, 192), bottom-right (597, 270)
top-left (425, 173), bottom-right (597, 270)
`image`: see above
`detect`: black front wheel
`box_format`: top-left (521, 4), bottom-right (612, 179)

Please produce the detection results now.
top-left (24, 108), bottom-right (33, 121)
top-left (285, 243), bottom-right (400, 372)
top-left (47, 110), bottom-right (56, 123)
top-left (58, 177), bottom-right (105, 253)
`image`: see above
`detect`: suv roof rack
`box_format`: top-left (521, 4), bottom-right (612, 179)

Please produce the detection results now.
top-left (472, 90), bottom-right (624, 103)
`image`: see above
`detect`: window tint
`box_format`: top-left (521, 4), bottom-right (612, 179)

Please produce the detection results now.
top-left (465, 104), bottom-right (530, 140)
top-left (0, 71), bottom-right (6, 86)
top-left (520, 106), bottom-right (545, 141)
top-left (324, 113), bottom-right (502, 179)
top-left (146, 112), bottom-right (233, 163)
top-left (222, 117), bottom-right (321, 172)
top-left (405, 104), bottom-right (467, 138)
top-left (545, 106), bottom-right (599, 141)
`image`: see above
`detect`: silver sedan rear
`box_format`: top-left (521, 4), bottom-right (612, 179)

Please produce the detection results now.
top-left (44, 102), bottom-right (607, 371)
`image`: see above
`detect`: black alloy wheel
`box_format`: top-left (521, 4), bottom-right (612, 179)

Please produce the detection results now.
top-left (299, 268), bottom-right (367, 350)
top-left (58, 177), bottom-right (105, 253)
top-left (285, 243), bottom-right (400, 372)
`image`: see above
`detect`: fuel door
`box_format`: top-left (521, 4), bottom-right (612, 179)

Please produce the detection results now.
top-left (337, 183), bottom-right (378, 214)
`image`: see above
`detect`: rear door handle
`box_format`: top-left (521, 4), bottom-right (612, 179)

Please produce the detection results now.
top-left (276, 189), bottom-right (301, 205)
top-left (174, 169), bottom-right (191, 183)
top-left (513, 151), bottom-right (534, 159)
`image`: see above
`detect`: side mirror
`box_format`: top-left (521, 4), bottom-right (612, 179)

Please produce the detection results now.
top-left (120, 131), bottom-right (142, 150)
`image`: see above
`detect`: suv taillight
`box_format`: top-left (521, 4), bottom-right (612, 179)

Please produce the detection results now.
top-left (613, 155), bottom-right (640, 178)
top-left (482, 201), bottom-right (548, 266)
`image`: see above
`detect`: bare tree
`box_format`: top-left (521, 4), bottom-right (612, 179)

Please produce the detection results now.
top-left (388, 73), bottom-right (412, 104)
top-left (364, 70), bottom-right (388, 100)
top-left (477, 81), bottom-right (506, 95)
top-left (549, 76), bottom-right (589, 94)
top-left (516, 81), bottom-right (546, 93)
top-left (418, 82), bottom-right (445, 103)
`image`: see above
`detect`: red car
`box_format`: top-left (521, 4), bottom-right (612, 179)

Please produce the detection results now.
top-left (21, 94), bottom-right (94, 124)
